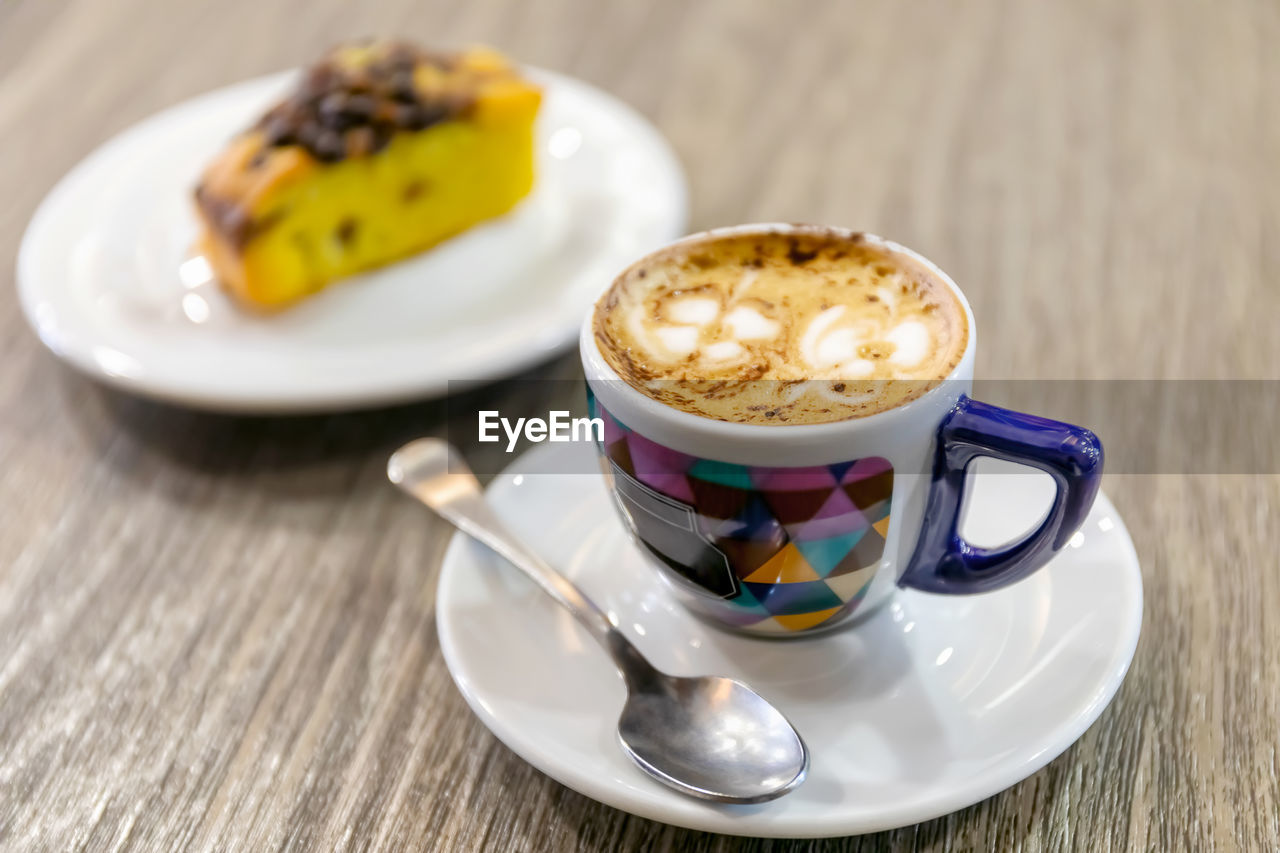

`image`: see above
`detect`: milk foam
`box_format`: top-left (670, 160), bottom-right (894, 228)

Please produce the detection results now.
top-left (724, 306), bottom-right (778, 340)
top-left (668, 297), bottom-right (719, 325)
top-left (594, 230), bottom-right (968, 424)
top-left (887, 321), bottom-right (929, 367)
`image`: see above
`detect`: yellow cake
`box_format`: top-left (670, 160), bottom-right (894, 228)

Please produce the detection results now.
top-left (194, 42), bottom-right (541, 309)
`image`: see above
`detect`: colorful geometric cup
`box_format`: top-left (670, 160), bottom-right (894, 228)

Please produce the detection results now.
top-left (581, 225), bottom-right (1104, 637)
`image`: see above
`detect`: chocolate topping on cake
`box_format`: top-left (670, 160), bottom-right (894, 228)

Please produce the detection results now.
top-left (253, 41), bottom-right (474, 162)
top-left (195, 40), bottom-right (512, 247)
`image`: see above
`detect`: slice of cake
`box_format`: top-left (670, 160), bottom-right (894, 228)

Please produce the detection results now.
top-left (194, 42), bottom-right (541, 309)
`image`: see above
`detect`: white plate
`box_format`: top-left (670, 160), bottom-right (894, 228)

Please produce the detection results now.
top-left (435, 442), bottom-right (1143, 838)
top-left (17, 69), bottom-right (687, 412)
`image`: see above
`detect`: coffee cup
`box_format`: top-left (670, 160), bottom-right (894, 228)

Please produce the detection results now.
top-left (581, 224), bottom-right (1102, 637)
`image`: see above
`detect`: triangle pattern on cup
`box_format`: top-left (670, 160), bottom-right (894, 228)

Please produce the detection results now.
top-left (742, 543), bottom-right (822, 584)
top-left (794, 527), bottom-right (871, 577)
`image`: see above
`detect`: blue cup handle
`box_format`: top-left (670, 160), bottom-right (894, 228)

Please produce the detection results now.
top-left (900, 395), bottom-right (1104, 594)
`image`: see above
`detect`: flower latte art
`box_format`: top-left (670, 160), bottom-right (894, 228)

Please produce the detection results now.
top-left (593, 229), bottom-right (969, 424)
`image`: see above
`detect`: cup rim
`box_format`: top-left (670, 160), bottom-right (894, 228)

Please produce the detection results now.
top-left (580, 223), bottom-right (978, 444)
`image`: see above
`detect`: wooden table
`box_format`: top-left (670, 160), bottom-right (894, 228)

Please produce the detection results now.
top-left (3, 0), bottom-right (1278, 849)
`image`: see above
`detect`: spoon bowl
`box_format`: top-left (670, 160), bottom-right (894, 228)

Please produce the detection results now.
top-left (618, 675), bottom-right (808, 803)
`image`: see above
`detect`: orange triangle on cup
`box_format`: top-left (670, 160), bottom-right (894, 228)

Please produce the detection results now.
top-left (772, 607), bottom-right (841, 632)
top-left (743, 545), bottom-right (821, 584)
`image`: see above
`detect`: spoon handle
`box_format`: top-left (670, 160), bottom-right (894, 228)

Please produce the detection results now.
top-left (388, 440), bottom-right (651, 675)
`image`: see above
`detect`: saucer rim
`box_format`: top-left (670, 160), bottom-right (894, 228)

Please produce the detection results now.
top-left (435, 442), bottom-right (1143, 838)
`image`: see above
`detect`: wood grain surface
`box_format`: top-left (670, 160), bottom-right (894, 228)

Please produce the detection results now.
top-left (2, 0), bottom-right (1279, 849)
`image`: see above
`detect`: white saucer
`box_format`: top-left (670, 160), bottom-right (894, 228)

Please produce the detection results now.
top-left (17, 69), bottom-right (687, 412)
top-left (435, 441), bottom-right (1142, 838)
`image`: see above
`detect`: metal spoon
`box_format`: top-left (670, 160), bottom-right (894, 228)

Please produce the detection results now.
top-left (387, 439), bottom-right (809, 804)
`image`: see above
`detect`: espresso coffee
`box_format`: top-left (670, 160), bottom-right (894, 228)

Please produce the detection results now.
top-left (592, 228), bottom-right (969, 424)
